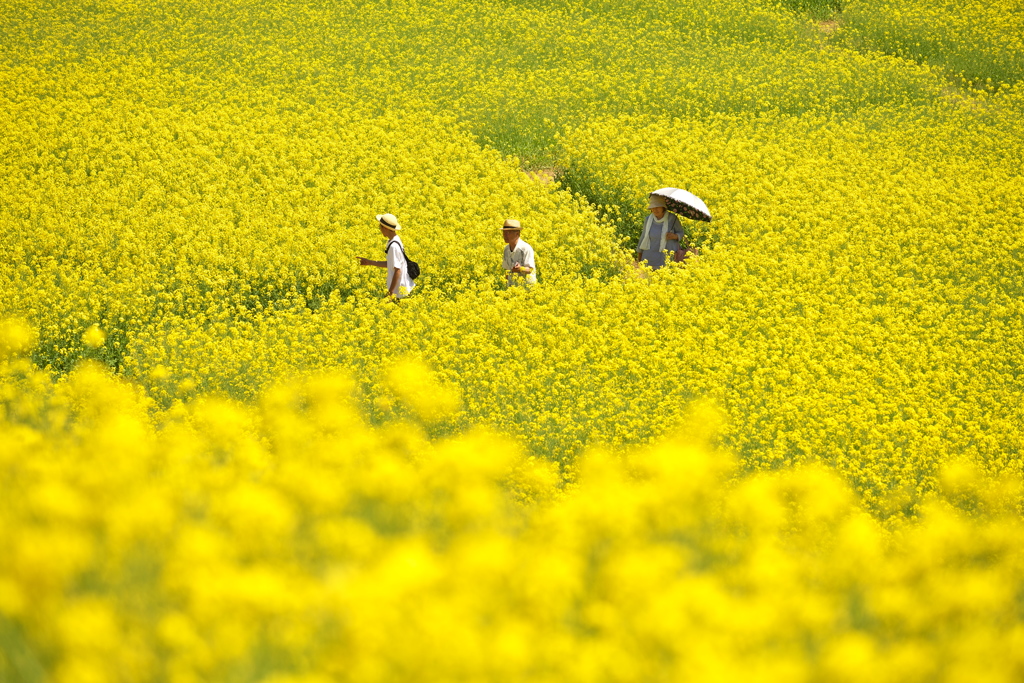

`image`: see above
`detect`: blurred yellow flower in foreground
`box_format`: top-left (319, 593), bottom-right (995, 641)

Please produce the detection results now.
top-left (1, 360), bottom-right (1022, 681)
top-left (82, 324), bottom-right (107, 349)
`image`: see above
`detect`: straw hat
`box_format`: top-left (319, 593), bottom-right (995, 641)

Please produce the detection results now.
top-left (648, 195), bottom-right (667, 209)
top-left (502, 219), bottom-right (522, 231)
top-left (376, 213), bottom-right (401, 231)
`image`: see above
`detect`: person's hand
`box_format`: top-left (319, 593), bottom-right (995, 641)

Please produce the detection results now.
top-left (512, 264), bottom-right (521, 273)
top-left (358, 257), bottom-right (372, 266)
top-left (666, 232), bottom-right (679, 240)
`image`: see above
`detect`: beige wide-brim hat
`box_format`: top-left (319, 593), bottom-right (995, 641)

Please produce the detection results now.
top-left (648, 195), bottom-right (667, 209)
top-left (502, 218), bottom-right (523, 231)
top-left (376, 213), bottom-right (401, 231)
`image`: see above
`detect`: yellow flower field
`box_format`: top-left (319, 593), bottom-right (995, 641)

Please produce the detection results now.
top-left (558, 105), bottom-right (1024, 497)
top-left (3, 352), bottom-right (1024, 682)
top-left (838, 0), bottom-right (1024, 87)
top-left (2, 0), bottom-right (1023, 679)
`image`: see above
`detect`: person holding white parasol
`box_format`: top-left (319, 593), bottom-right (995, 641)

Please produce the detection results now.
top-left (635, 195), bottom-right (685, 269)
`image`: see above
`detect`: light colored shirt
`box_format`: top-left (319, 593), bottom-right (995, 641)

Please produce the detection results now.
top-left (637, 213), bottom-right (683, 270)
top-left (503, 239), bottom-right (537, 285)
top-left (386, 236), bottom-right (415, 298)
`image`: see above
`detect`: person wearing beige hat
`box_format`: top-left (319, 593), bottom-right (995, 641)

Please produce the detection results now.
top-left (358, 213), bottom-right (415, 299)
top-left (501, 219), bottom-right (537, 287)
top-left (635, 195), bottom-right (686, 269)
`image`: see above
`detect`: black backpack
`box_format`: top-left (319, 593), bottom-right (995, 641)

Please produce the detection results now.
top-left (386, 239), bottom-right (420, 279)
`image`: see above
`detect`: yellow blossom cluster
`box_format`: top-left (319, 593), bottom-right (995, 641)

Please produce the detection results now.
top-left (2, 354), bottom-right (1024, 682)
top-left (838, 0), bottom-right (1024, 87)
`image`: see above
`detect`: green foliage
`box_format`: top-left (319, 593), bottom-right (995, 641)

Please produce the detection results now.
top-left (776, 0), bottom-right (843, 20)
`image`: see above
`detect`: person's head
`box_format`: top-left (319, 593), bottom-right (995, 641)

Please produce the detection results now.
top-left (649, 195), bottom-right (667, 219)
top-left (376, 213), bottom-right (400, 238)
top-left (502, 219), bottom-right (522, 245)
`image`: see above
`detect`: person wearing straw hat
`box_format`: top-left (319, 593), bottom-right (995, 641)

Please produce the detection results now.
top-left (635, 195), bottom-right (685, 270)
top-left (358, 213), bottom-right (415, 299)
top-left (501, 219), bottom-right (537, 287)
